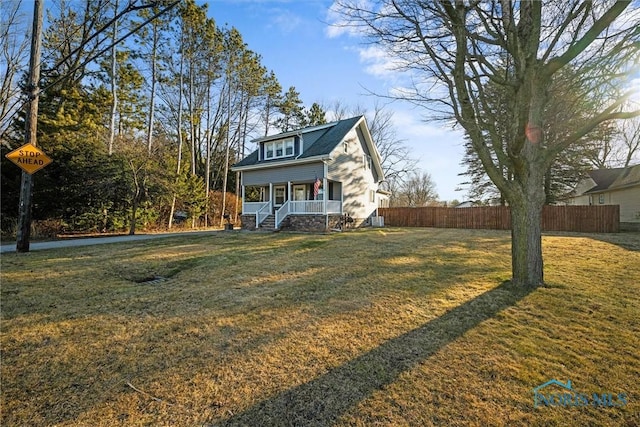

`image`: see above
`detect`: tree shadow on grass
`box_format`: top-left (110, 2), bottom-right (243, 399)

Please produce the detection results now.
top-left (214, 280), bottom-right (535, 426)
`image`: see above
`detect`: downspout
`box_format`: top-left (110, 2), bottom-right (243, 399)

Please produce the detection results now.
top-left (295, 132), bottom-right (304, 159)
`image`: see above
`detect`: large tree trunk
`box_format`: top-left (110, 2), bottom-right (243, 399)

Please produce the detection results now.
top-left (509, 193), bottom-right (544, 287)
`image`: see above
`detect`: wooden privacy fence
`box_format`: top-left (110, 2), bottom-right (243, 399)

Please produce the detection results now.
top-left (378, 205), bottom-right (620, 233)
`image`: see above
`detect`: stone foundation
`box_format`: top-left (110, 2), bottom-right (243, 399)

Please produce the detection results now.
top-left (278, 214), bottom-right (336, 232)
top-left (240, 214), bottom-right (256, 231)
top-left (280, 214), bottom-right (368, 232)
top-left (240, 213), bottom-right (369, 232)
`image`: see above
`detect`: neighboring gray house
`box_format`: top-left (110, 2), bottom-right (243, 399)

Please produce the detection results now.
top-left (231, 116), bottom-right (386, 231)
top-left (566, 164), bottom-right (640, 225)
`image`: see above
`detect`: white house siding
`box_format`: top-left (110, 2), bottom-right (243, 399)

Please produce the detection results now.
top-left (567, 177), bottom-right (596, 205)
top-left (606, 187), bottom-right (640, 222)
top-left (567, 194), bottom-right (591, 205)
top-left (567, 184), bottom-right (640, 222)
top-left (326, 128), bottom-right (379, 221)
top-left (241, 162), bottom-right (325, 186)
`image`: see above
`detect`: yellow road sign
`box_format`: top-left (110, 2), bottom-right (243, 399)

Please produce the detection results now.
top-left (5, 143), bottom-right (52, 174)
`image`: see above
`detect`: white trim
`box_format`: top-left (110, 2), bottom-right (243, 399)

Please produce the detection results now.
top-left (274, 185), bottom-right (286, 207)
top-left (269, 183), bottom-right (274, 211)
top-left (251, 122), bottom-right (336, 143)
top-left (354, 116), bottom-right (385, 183)
top-left (231, 155), bottom-right (331, 172)
top-left (324, 163), bottom-right (329, 229)
top-left (264, 138), bottom-right (295, 160)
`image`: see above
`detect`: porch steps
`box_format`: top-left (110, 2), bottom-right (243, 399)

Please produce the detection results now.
top-left (259, 214), bottom-right (277, 231)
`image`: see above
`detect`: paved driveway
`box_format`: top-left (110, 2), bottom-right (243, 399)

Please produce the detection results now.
top-left (0, 230), bottom-right (223, 254)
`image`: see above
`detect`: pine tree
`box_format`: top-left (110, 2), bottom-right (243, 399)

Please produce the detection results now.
top-left (275, 86), bottom-right (306, 132)
top-left (261, 70), bottom-right (282, 137)
top-left (306, 102), bottom-right (327, 126)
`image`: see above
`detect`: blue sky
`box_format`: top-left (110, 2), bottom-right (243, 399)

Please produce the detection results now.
top-left (209, 0), bottom-right (466, 201)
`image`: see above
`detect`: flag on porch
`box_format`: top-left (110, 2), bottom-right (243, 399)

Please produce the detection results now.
top-left (313, 177), bottom-right (321, 199)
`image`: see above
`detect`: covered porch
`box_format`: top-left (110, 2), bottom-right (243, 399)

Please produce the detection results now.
top-left (241, 180), bottom-right (343, 229)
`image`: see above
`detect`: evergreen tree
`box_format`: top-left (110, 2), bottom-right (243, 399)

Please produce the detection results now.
top-left (306, 102), bottom-right (327, 126)
top-left (261, 70), bottom-right (282, 137)
top-left (275, 86), bottom-right (306, 132)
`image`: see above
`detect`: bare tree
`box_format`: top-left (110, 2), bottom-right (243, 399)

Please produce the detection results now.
top-left (335, 0), bottom-right (640, 287)
top-left (393, 170), bottom-right (438, 207)
top-left (367, 102), bottom-right (419, 186)
top-left (594, 114), bottom-right (640, 168)
top-left (616, 116), bottom-right (640, 167)
top-left (0, 0), bottom-right (30, 143)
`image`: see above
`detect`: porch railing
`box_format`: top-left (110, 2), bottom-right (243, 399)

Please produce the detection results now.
top-left (243, 201), bottom-right (268, 213)
top-left (274, 200), bottom-right (343, 228)
top-left (290, 200), bottom-right (324, 213)
top-left (256, 202), bottom-right (271, 227)
top-left (275, 200), bottom-right (291, 228)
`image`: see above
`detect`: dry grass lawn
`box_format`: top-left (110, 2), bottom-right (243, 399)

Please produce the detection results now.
top-left (1, 228), bottom-right (639, 426)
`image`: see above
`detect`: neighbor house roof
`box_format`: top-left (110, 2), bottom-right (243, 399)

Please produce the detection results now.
top-left (233, 116), bottom-right (363, 168)
top-left (609, 163), bottom-right (640, 190)
top-left (583, 164), bottom-right (640, 194)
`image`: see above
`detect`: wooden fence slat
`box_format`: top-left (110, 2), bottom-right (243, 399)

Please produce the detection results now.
top-left (378, 205), bottom-right (619, 233)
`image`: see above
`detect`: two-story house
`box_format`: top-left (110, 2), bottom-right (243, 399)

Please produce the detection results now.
top-left (231, 116), bottom-right (386, 231)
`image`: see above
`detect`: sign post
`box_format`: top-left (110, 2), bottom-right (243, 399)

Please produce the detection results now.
top-left (14, 0), bottom-right (43, 253)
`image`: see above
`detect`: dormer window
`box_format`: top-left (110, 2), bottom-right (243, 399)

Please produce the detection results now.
top-left (264, 138), bottom-right (295, 160)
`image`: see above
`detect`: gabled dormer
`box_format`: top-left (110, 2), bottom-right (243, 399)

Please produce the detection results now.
top-left (260, 137), bottom-right (298, 161)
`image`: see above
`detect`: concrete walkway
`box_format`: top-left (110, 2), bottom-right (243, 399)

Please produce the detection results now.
top-left (0, 230), bottom-right (222, 254)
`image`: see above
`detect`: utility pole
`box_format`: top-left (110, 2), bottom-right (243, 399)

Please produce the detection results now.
top-left (16, 0), bottom-right (44, 252)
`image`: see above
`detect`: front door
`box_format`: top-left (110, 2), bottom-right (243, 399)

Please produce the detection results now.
top-left (274, 185), bottom-right (286, 208)
top-left (293, 185), bottom-right (306, 201)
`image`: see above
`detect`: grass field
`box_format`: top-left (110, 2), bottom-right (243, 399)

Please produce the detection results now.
top-left (1, 228), bottom-right (639, 426)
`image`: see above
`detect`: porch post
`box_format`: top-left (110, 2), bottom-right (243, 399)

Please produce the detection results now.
top-left (241, 185), bottom-right (245, 211)
top-left (269, 182), bottom-right (273, 212)
top-left (288, 181), bottom-right (292, 209)
top-left (323, 178), bottom-right (327, 212)
top-left (323, 162), bottom-right (329, 229)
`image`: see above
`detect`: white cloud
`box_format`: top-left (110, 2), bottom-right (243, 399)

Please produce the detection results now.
top-left (268, 9), bottom-right (303, 34)
top-left (324, 0), bottom-right (374, 39)
top-left (357, 45), bottom-right (401, 79)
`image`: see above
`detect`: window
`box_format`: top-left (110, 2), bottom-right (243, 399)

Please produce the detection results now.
top-left (598, 194), bottom-right (605, 204)
top-left (264, 138), bottom-right (295, 160)
top-left (274, 186), bottom-right (286, 205)
top-left (363, 154), bottom-right (371, 170)
top-left (370, 190), bottom-right (375, 203)
top-left (344, 142), bottom-right (348, 153)
top-left (293, 185), bottom-right (306, 201)
top-left (285, 139), bottom-right (294, 156)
